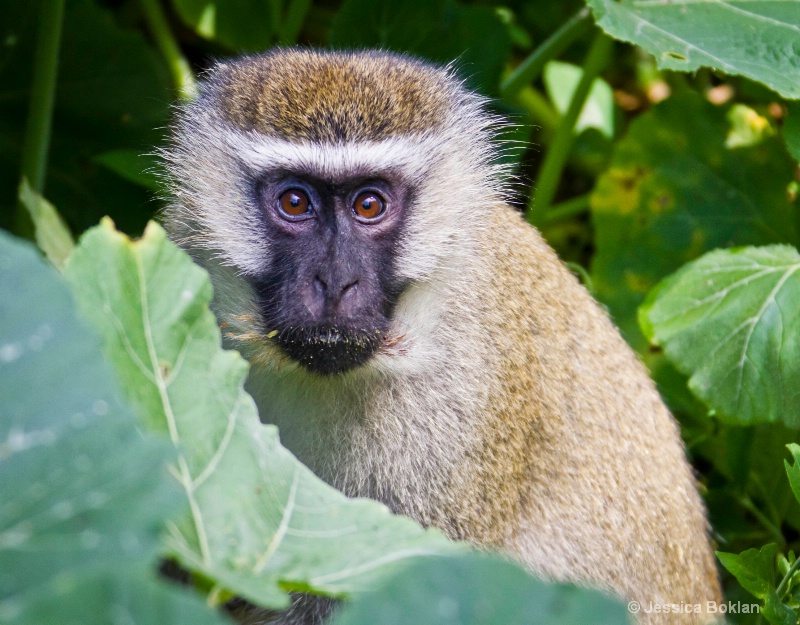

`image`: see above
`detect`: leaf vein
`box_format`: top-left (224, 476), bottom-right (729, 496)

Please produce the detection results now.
top-left (134, 252), bottom-right (212, 566)
top-left (253, 467), bottom-right (300, 573)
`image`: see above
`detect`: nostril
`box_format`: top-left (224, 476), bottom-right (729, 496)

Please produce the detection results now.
top-left (313, 275), bottom-right (327, 297)
top-left (337, 279), bottom-right (359, 309)
top-left (342, 279), bottom-right (358, 295)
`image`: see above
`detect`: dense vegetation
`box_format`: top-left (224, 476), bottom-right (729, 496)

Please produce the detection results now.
top-left (3, 0), bottom-right (800, 623)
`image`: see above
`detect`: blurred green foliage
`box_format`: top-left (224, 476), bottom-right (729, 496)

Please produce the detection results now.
top-left (4, 0), bottom-right (800, 622)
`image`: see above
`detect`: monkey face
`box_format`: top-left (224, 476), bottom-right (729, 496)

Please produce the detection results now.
top-left (164, 50), bottom-right (507, 378)
top-left (248, 171), bottom-right (409, 375)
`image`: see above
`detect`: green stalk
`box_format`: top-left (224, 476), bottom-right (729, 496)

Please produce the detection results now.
top-left (541, 192), bottom-right (590, 225)
top-left (777, 554), bottom-right (800, 597)
top-left (500, 7), bottom-right (592, 101)
top-left (515, 86), bottom-right (560, 137)
top-left (526, 31), bottom-right (612, 226)
top-left (140, 0), bottom-right (197, 98)
top-left (16, 0), bottom-right (65, 237)
top-left (564, 261), bottom-right (594, 292)
top-left (738, 494), bottom-right (785, 547)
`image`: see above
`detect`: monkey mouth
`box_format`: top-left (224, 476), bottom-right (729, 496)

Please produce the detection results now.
top-left (271, 324), bottom-right (382, 375)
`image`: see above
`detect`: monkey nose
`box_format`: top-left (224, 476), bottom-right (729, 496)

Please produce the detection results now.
top-left (313, 274), bottom-right (359, 310)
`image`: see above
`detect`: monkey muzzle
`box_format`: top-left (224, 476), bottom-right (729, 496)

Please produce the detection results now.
top-left (272, 323), bottom-right (382, 375)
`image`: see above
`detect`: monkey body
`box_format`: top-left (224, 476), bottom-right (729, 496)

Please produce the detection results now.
top-left (164, 49), bottom-right (721, 623)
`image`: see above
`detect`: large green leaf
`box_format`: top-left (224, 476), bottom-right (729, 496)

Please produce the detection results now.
top-left (640, 245), bottom-right (800, 426)
top-left (586, 0), bottom-right (800, 99)
top-left (64, 220), bottom-right (463, 609)
top-left (591, 91), bottom-right (797, 352)
top-left (10, 567), bottom-right (234, 625)
top-left (330, 553), bottom-right (629, 625)
top-left (0, 232), bottom-right (227, 625)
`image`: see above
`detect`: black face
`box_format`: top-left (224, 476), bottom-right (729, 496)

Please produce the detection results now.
top-left (249, 170), bottom-right (409, 376)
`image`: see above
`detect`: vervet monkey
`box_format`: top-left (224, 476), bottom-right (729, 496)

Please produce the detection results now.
top-left (162, 49), bottom-right (722, 623)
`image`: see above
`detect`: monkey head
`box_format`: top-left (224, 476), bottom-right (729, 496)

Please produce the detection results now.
top-left (163, 49), bottom-right (505, 376)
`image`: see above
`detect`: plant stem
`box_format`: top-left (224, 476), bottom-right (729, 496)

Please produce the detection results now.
top-left (279, 0), bottom-right (312, 44)
top-left (140, 0), bottom-right (197, 99)
top-left (500, 7), bottom-right (592, 100)
top-left (564, 261), bottom-right (594, 292)
top-left (16, 0), bottom-right (65, 237)
top-left (777, 555), bottom-right (800, 597)
top-left (515, 86), bottom-right (560, 138)
top-left (541, 192), bottom-right (591, 224)
top-left (526, 31), bottom-right (612, 226)
top-left (738, 494), bottom-right (785, 546)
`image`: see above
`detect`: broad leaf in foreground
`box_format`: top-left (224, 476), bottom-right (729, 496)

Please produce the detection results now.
top-left (587, 0), bottom-right (800, 99)
top-left (640, 245), bottom-right (800, 426)
top-left (0, 231), bottom-right (227, 625)
top-left (64, 219), bottom-right (463, 609)
top-left (331, 553), bottom-right (629, 625)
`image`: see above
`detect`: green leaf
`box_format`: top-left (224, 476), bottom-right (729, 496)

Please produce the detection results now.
top-left (11, 567), bottom-right (234, 625)
top-left (586, 0), bottom-right (800, 99)
top-left (785, 444), bottom-right (800, 504)
top-left (0, 231), bottom-right (226, 625)
top-left (591, 91), bottom-right (797, 352)
top-left (718, 543), bottom-right (779, 597)
top-left (63, 220), bottom-right (463, 609)
top-left (640, 245), bottom-right (800, 426)
top-left (784, 102), bottom-right (800, 164)
top-left (762, 595), bottom-right (798, 625)
top-left (17, 178), bottom-right (74, 268)
top-left (93, 149), bottom-right (162, 192)
top-left (170, 0), bottom-right (276, 51)
top-left (717, 545), bottom-right (797, 625)
top-left (726, 104), bottom-right (775, 149)
top-left (330, 553), bottom-right (630, 625)
top-left (543, 60), bottom-right (614, 138)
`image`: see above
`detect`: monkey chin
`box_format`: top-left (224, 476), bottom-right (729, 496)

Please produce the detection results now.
top-left (273, 324), bottom-right (382, 376)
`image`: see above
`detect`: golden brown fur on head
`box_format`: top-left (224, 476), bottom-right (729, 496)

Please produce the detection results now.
top-left (209, 49), bottom-right (460, 142)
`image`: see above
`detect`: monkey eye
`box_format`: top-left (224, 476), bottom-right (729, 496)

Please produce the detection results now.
top-left (352, 191), bottom-right (385, 221)
top-left (278, 189), bottom-right (313, 219)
